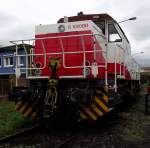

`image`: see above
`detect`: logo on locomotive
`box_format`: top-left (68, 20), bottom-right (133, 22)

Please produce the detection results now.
top-left (58, 25), bottom-right (65, 32)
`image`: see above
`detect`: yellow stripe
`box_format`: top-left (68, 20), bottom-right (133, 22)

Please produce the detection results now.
top-left (103, 94), bottom-right (109, 102)
top-left (90, 104), bottom-right (104, 117)
top-left (80, 111), bottom-right (88, 120)
top-left (15, 101), bottom-right (22, 110)
top-left (95, 97), bottom-right (109, 112)
top-left (19, 102), bottom-right (28, 113)
top-left (81, 106), bottom-right (97, 120)
top-left (31, 112), bottom-right (37, 120)
top-left (95, 90), bottom-right (109, 102)
top-left (23, 107), bottom-right (32, 118)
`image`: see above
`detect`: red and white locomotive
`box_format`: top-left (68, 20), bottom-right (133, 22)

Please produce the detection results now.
top-left (13, 12), bottom-right (140, 126)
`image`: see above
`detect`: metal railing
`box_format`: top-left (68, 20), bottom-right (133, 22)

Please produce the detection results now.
top-left (10, 33), bottom-right (108, 84)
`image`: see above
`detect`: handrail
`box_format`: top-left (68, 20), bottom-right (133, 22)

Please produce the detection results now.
top-left (10, 33), bottom-right (105, 43)
top-left (13, 49), bottom-right (106, 70)
top-left (80, 36), bottom-right (86, 78)
top-left (10, 33), bottom-right (107, 79)
top-left (115, 43), bottom-right (126, 78)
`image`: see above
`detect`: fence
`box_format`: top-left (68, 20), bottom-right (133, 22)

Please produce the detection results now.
top-left (0, 79), bottom-right (10, 98)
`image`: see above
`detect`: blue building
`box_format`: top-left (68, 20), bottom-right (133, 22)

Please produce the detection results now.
top-left (0, 44), bottom-right (29, 98)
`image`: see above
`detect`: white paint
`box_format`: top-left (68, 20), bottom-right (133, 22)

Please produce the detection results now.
top-left (91, 62), bottom-right (98, 78)
top-left (35, 21), bottom-right (96, 34)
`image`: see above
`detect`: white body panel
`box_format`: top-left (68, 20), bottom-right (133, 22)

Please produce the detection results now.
top-left (35, 20), bottom-right (102, 35)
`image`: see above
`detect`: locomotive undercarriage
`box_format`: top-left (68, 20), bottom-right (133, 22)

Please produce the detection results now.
top-left (13, 77), bottom-right (140, 128)
top-left (13, 79), bottom-right (110, 127)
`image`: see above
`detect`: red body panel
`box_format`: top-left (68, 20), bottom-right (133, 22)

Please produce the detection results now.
top-left (107, 63), bottom-right (131, 80)
top-left (35, 31), bottom-right (106, 78)
top-left (35, 30), bottom-right (132, 80)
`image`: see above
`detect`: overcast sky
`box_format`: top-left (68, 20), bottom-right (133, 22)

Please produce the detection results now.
top-left (0, 0), bottom-right (149, 66)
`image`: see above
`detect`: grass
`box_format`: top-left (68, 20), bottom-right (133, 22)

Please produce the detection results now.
top-left (0, 100), bottom-right (34, 138)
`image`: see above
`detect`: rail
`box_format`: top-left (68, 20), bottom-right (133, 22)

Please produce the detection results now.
top-left (0, 125), bottom-right (39, 144)
top-left (55, 134), bottom-right (78, 148)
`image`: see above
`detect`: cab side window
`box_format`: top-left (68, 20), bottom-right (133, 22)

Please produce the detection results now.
top-left (108, 24), bottom-right (122, 42)
top-left (95, 21), bottom-right (105, 35)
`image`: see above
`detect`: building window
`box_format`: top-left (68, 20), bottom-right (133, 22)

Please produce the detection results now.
top-left (4, 56), bottom-right (13, 67)
top-left (18, 56), bottom-right (24, 66)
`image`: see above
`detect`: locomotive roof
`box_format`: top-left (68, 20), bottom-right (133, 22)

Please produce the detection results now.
top-left (57, 12), bottom-right (116, 23)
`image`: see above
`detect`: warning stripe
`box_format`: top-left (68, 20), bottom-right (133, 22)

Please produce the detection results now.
top-left (23, 107), bottom-right (32, 118)
top-left (95, 91), bottom-right (106, 101)
top-left (95, 90), bottom-right (109, 103)
top-left (103, 86), bottom-right (109, 102)
top-left (94, 101), bottom-right (106, 114)
top-left (22, 103), bottom-right (30, 114)
top-left (79, 86), bottom-right (109, 121)
top-left (80, 110), bottom-right (88, 120)
top-left (31, 112), bottom-right (37, 120)
top-left (90, 104), bottom-right (104, 117)
top-left (95, 94), bottom-right (109, 106)
top-left (18, 102), bottom-right (28, 114)
top-left (103, 94), bottom-right (109, 102)
top-left (80, 107), bottom-right (93, 120)
top-left (81, 105), bottom-right (97, 120)
top-left (15, 101), bottom-right (24, 110)
top-left (80, 103), bottom-right (104, 120)
top-left (80, 93), bottom-right (109, 121)
top-left (95, 96), bottom-right (109, 112)
top-left (15, 100), bottom-right (38, 120)
top-left (88, 105), bottom-right (99, 118)
top-left (15, 101), bottom-right (35, 119)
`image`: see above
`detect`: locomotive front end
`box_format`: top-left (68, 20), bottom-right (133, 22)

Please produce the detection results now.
top-left (12, 12), bottom-right (140, 127)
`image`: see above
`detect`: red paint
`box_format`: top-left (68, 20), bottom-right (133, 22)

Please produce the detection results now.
top-left (35, 30), bottom-right (132, 79)
top-left (35, 30), bottom-right (106, 78)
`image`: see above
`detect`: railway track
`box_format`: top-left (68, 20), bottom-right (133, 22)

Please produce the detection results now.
top-left (54, 134), bottom-right (78, 148)
top-left (0, 123), bottom-right (79, 148)
top-left (0, 125), bottom-right (39, 144)
top-left (0, 109), bottom-right (129, 147)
